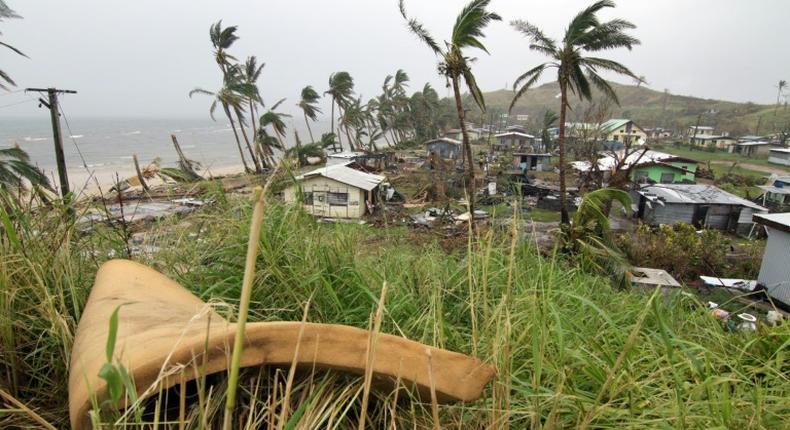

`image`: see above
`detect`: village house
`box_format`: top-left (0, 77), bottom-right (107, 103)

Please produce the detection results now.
top-left (729, 140), bottom-right (772, 157)
top-left (513, 152), bottom-right (552, 172)
top-left (687, 125), bottom-right (715, 138)
top-left (284, 163), bottom-right (385, 219)
top-left (493, 131), bottom-right (536, 153)
top-left (752, 212), bottom-right (790, 307)
top-left (758, 176), bottom-right (790, 212)
top-left (644, 127), bottom-right (673, 139)
top-left (425, 137), bottom-right (461, 159)
top-left (599, 119), bottom-right (648, 146)
top-left (445, 126), bottom-right (485, 141)
top-left (633, 184), bottom-right (767, 234)
top-left (572, 150), bottom-right (698, 184)
top-left (689, 134), bottom-right (738, 149)
top-left (768, 148), bottom-right (790, 166)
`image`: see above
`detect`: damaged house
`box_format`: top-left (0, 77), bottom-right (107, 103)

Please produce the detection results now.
top-left (633, 184), bottom-right (767, 234)
top-left (284, 163), bottom-right (385, 219)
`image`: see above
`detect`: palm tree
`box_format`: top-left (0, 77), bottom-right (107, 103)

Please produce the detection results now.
top-left (259, 98), bottom-right (291, 162)
top-left (776, 80), bottom-right (787, 115)
top-left (224, 64), bottom-right (261, 171)
top-left (562, 188), bottom-right (632, 287)
top-left (0, 146), bottom-right (51, 192)
top-left (297, 86), bottom-right (322, 143)
top-left (242, 56), bottom-right (266, 160)
top-left (541, 110), bottom-right (559, 152)
top-left (399, 0), bottom-right (501, 217)
top-left (189, 85), bottom-right (252, 173)
top-left (325, 71), bottom-right (355, 149)
top-left (509, 0), bottom-right (640, 224)
top-left (209, 20), bottom-right (239, 73)
top-left (0, 1), bottom-right (27, 90)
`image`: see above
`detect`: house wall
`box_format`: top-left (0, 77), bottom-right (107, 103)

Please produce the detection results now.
top-left (642, 202), bottom-right (695, 225)
top-left (631, 162), bottom-right (696, 183)
top-left (641, 201), bottom-right (751, 232)
top-left (284, 176), bottom-right (367, 218)
top-left (426, 142), bottom-right (460, 159)
top-left (757, 228), bottom-right (790, 305)
top-left (605, 126), bottom-right (647, 145)
top-left (768, 151), bottom-right (790, 166)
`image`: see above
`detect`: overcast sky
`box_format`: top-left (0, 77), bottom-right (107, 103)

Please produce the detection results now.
top-left (2, 0), bottom-right (788, 119)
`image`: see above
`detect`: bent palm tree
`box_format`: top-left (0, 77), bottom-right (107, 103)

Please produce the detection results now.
top-left (210, 20), bottom-right (238, 73)
top-left (258, 98), bottom-right (291, 165)
top-left (242, 56), bottom-right (266, 165)
top-left (0, 146), bottom-right (51, 192)
top-left (563, 188), bottom-right (632, 287)
top-left (297, 86), bottom-right (322, 143)
top-left (399, 0), bottom-right (501, 217)
top-left (325, 72), bottom-right (355, 149)
top-left (189, 86), bottom-right (252, 173)
top-left (0, 1), bottom-right (27, 90)
top-left (509, 0), bottom-right (640, 224)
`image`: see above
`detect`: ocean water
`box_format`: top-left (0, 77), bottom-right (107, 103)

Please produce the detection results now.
top-left (0, 117), bottom-right (271, 172)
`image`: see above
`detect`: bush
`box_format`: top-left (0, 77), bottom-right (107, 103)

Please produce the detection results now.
top-left (618, 222), bottom-right (763, 282)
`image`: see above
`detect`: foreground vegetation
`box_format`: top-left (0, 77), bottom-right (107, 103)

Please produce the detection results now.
top-left (1, 181), bottom-right (789, 429)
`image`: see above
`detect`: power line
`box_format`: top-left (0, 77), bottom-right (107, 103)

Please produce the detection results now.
top-left (0, 98), bottom-right (35, 109)
top-left (57, 97), bottom-right (91, 172)
top-left (0, 88), bottom-right (26, 97)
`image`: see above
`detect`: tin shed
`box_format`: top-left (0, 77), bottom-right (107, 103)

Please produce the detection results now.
top-left (753, 213), bottom-right (790, 306)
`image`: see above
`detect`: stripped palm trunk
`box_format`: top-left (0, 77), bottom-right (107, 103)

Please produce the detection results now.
top-left (451, 76), bottom-right (475, 217)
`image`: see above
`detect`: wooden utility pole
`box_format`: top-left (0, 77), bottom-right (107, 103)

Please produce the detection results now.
top-left (25, 87), bottom-right (77, 198)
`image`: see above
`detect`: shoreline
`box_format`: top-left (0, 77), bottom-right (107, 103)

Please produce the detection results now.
top-left (62, 162), bottom-right (247, 200)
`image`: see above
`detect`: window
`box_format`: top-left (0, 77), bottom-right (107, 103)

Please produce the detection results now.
top-left (634, 171), bottom-right (648, 183)
top-left (327, 192), bottom-right (349, 206)
top-left (660, 172), bottom-right (675, 183)
top-left (303, 192), bottom-right (313, 205)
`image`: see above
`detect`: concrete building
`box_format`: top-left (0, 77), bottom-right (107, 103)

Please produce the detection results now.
top-left (425, 137), bottom-right (462, 159)
top-left (689, 135), bottom-right (738, 149)
top-left (284, 164), bottom-right (385, 218)
top-left (687, 125), bottom-right (715, 137)
top-left (513, 152), bottom-right (552, 172)
top-left (768, 148), bottom-right (790, 166)
top-left (752, 212), bottom-right (790, 306)
top-left (633, 184), bottom-right (767, 234)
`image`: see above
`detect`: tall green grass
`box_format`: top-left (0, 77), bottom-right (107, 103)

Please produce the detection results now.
top-left (1, 186), bottom-right (789, 428)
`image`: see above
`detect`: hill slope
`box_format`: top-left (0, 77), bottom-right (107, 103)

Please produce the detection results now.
top-left (475, 81), bottom-right (790, 136)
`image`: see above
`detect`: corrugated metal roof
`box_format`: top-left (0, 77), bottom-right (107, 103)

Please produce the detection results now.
top-left (753, 212), bottom-right (790, 229)
top-left (494, 131), bottom-right (535, 139)
top-left (599, 119), bottom-right (631, 134)
top-left (637, 184), bottom-right (767, 211)
top-left (572, 150), bottom-right (696, 172)
top-left (296, 164), bottom-right (385, 191)
top-left (425, 137), bottom-right (461, 145)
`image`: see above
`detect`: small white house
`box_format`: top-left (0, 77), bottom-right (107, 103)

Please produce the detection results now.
top-left (753, 212), bottom-right (790, 306)
top-left (768, 148), bottom-right (790, 166)
top-left (284, 164), bottom-right (385, 218)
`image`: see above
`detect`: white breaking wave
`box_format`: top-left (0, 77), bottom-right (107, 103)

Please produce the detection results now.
top-left (70, 134), bottom-right (84, 139)
top-left (122, 130), bottom-right (142, 136)
top-left (23, 136), bottom-right (48, 142)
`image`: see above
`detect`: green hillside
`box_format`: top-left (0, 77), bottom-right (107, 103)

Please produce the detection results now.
top-left (472, 81), bottom-right (790, 137)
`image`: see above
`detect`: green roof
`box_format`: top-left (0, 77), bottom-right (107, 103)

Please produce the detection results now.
top-left (599, 119), bottom-right (633, 134)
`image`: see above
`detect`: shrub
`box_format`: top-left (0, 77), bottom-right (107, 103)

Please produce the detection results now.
top-left (618, 222), bottom-right (763, 282)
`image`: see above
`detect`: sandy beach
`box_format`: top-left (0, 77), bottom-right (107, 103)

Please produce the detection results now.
top-left (62, 162), bottom-right (247, 200)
